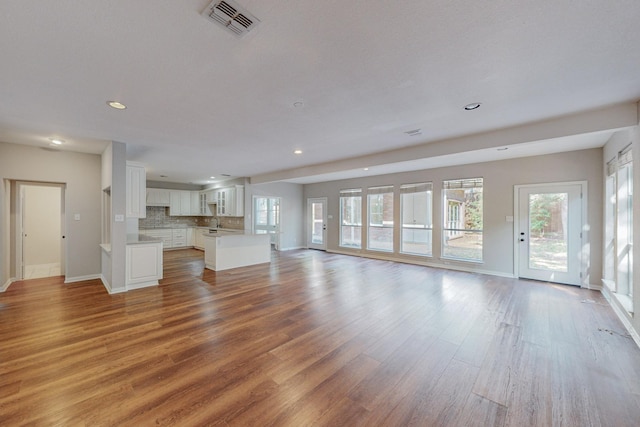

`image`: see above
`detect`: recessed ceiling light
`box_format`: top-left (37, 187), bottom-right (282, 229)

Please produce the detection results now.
top-left (293, 101), bottom-right (304, 108)
top-left (363, 167), bottom-right (369, 171)
top-left (294, 149), bottom-right (303, 154)
top-left (210, 176), bottom-right (216, 179)
top-left (107, 101), bottom-right (127, 110)
top-left (48, 138), bottom-right (64, 145)
top-left (464, 103), bottom-right (481, 111)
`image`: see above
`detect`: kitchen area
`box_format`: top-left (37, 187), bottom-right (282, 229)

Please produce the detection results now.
top-left (118, 162), bottom-right (272, 293)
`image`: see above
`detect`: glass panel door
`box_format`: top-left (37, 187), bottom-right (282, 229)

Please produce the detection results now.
top-left (307, 198), bottom-right (327, 250)
top-left (517, 184), bottom-right (582, 285)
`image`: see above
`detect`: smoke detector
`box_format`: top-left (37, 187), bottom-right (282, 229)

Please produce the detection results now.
top-left (202, 0), bottom-right (261, 38)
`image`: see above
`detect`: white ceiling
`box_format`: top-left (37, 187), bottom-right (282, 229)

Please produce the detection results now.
top-left (1, 1), bottom-right (639, 185)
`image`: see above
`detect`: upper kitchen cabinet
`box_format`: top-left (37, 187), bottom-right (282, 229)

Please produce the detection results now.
top-left (199, 192), bottom-right (213, 216)
top-left (169, 190), bottom-right (194, 216)
top-left (126, 162), bottom-right (146, 218)
top-left (146, 188), bottom-right (171, 206)
top-left (217, 185), bottom-right (244, 217)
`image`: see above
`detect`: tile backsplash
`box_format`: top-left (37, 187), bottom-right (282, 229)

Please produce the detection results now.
top-left (139, 207), bottom-right (244, 230)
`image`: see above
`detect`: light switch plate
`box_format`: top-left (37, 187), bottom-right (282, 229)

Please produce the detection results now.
top-left (74, 213), bottom-right (81, 221)
top-left (506, 216), bottom-right (514, 222)
top-left (115, 214), bottom-right (125, 222)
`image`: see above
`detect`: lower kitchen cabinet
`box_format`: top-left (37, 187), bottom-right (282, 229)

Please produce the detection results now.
top-left (126, 240), bottom-right (163, 290)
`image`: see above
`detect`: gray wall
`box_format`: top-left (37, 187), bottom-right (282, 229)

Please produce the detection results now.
top-left (304, 148), bottom-right (603, 282)
top-left (246, 182), bottom-right (304, 250)
top-left (0, 141), bottom-right (102, 286)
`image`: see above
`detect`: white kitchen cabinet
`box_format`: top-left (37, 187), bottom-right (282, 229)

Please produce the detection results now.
top-left (217, 185), bottom-right (244, 217)
top-left (169, 190), bottom-right (191, 216)
top-left (126, 239), bottom-right (163, 290)
top-left (194, 228), bottom-right (206, 250)
top-left (143, 229), bottom-right (172, 248)
top-left (170, 190), bottom-right (203, 216)
top-left (191, 192), bottom-right (200, 216)
top-left (126, 163), bottom-right (146, 218)
top-left (186, 227), bottom-right (195, 246)
top-left (146, 188), bottom-right (171, 206)
top-left (172, 228), bottom-right (187, 247)
top-left (199, 192), bottom-right (213, 216)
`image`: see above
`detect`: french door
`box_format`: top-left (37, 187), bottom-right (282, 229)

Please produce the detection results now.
top-left (307, 198), bottom-right (327, 250)
top-left (515, 183), bottom-right (584, 286)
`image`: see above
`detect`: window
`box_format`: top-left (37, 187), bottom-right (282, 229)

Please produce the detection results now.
top-left (340, 189), bottom-right (362, 248)
top-left (442, 178), bottom-right (483, 261)
top-left (605, 146), bottom-right (633, 313)
top-left (368, 186), bottom-right (394, 251)
top-left (400, 183), bottom-right (433, 256)
top-left (254, 197), bottom-right (280, 235)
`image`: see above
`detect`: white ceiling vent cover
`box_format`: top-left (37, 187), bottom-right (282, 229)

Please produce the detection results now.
top-left (202, 0), bottom-right (261, 38)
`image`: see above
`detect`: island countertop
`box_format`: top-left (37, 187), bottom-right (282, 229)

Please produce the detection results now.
top-left (203, 232), bottom-right (270, 271)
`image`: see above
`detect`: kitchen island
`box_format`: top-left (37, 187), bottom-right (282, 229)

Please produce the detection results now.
top-left (203, 231), bottom-right (271, 271)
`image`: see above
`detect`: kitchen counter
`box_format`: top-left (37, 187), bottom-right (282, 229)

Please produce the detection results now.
top-left (127, 233), bottom-right (163, 244)
top-left (203, 232), bottom-right (270, 271)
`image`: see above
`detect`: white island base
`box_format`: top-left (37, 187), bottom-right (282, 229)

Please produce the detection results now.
top-left (203, 232), bottom-right (271, 271)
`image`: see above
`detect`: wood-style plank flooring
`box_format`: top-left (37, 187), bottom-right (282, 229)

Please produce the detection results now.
top-left (1, 249), bottom-right (640, 426)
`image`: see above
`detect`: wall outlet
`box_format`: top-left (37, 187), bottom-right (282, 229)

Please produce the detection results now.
top-left (74, 213), bottom-right (81, 221)
top-left (115, 214), bottom-right (125, 222)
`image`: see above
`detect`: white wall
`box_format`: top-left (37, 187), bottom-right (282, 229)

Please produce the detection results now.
top-left (246, 181), bottom-right (304, 250)
top-left (304, 148), bottom-right (603, 281)
top-left (0, 141), bottom-right (102, 287)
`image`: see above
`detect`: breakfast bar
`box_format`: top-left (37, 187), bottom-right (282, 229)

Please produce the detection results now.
top-left (203, 231), bottom-right (271, 271)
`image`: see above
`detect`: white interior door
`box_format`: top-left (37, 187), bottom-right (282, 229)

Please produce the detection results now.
top-left (308, 198), bottom-right (327, 250)
top-left (516, 183), bottom-right (583, 286)
top-left (19, 183), bottom-right (65, 280)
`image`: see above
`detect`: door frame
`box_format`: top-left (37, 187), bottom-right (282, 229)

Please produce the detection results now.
top-left (513, 181), bottom-right (587, 286)
top-left (307, 197), bottom-right (328, 250)
top-left (15, 181), bottom-right (66, 280)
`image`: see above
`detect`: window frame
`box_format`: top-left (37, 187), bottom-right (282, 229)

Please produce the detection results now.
top-left (400, 182), bottom-right (433, 256)
top-left (366, 186), bottom-right (394, 252)
top-left (441, 177), bottom-right (483, 262)
top-left (339, 188), bottom-right (363, 249)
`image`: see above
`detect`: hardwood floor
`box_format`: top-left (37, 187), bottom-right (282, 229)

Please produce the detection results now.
top-left (1, 248), bottom-right (640, 426)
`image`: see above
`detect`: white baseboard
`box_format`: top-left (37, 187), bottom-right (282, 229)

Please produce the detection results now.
top-left (64, 274), bottom-right (101, 284)
top-left (100, 275), bottom-right (126, 294)
top-left (279, 245), bottom-right (305, 251)
top-left (1, 277), bottom-right (16, 292)
top-left (126, 281), bottom-right (158, 291)
top-left (601, 285), bottom-right (640, 349)
top-left (582, 282), bottom-right (602, 291)
top-left (326, 249), bottom-right (516, 279)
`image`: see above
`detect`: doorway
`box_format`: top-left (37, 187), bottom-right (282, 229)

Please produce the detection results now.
top-left (253, 196), bottom-right (281, 250)
top-left (307, 198), bottom-right (327, 250)
top-left (16, 182), bottom-right (66, 280)
top-left (514, 182), bottom-right (585, 286)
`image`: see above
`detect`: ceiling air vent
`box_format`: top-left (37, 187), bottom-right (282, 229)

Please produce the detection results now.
top-left (202, 0), bottom-right (261, 38)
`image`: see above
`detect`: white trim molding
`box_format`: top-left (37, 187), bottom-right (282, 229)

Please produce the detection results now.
top-left (64, 274), bottom-right (101, 284)
top-left (601, 285), bottom-right (640, 349)
top-left (1, 277), bottom-right (16, 292)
